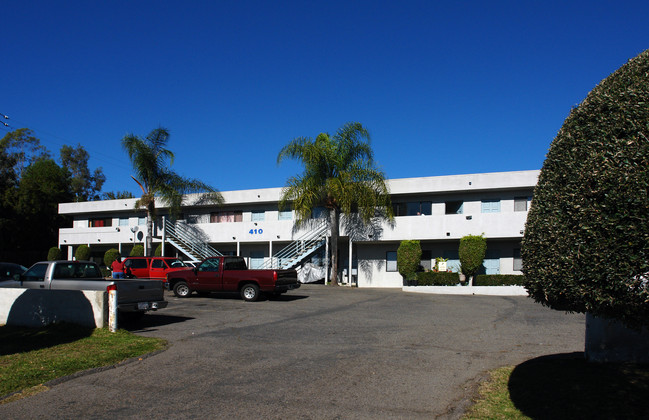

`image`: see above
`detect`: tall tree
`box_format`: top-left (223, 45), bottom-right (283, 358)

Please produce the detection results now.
top-left (102, 190), bottom-right (135, 200)
top-left (60, 143), bottom-right (106, 202)
top-left (122, 127), bottom-right (224, 256)
top-left (15, 159), bottom-right (72, 264)
top-left (277, 122), bottom-right (393, 285)
top-left (0, 128), bottom-right (50, 179)
top-left (0, 142), bottom-right (19, 261)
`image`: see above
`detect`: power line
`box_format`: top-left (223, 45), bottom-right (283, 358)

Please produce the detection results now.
top-left (2, 113), bottom-right (133, 173)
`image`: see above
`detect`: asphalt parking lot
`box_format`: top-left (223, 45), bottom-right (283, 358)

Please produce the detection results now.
top-left (0, 285), bottom-right (585, 419)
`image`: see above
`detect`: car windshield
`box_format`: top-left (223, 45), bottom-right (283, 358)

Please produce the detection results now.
top-left (168, 259), bottom-right (186, 268)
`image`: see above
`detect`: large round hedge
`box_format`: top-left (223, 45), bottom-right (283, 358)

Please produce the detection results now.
top-left (522, 49), bottom-right (649, 328)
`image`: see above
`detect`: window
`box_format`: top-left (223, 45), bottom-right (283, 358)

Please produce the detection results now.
top-left (198, 258), bottom-right (220, 272)
top-left (22, 263), bottom-right (48, 282)
top-left (514, 197), bottom-right (529, 212)
top-left (278, 210), bottom-right (292, 220)
top-left (151, 259), bottom-right (166, 269)
top-left (386, 251), bottom-right (397, 272)
top-left (138, 217), bottom-right (146, 226)
top-left (481, 199), bottom-right (501, 213)
top-left (513, 248), bottom-right (522, 271)
top-left (445, 201), bottom-right (463, 214)
top-left (251, 210), bottom-right (265, 222)
top-left (392, 203), bottom-right (407, 216)
top-left (210, 211), bottom-right (243, 223)
top-left (224, 257), bottom-right (247, 270)
top-left (119, 218), bottom-right (129, 226)
top-left (311, 207), bottom-right (326, 219)
top-left (124, 258), bottom-right (147, 269)
top-left (393, 201), bottom-right (432, 216)
top-left (89, 218), bottom-right (112, 227)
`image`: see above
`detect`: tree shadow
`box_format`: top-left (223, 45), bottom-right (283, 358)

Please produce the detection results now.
top-left (508, 352), bottom-right (649, 419)
top-left (0, 323), bottom-right (94, 355)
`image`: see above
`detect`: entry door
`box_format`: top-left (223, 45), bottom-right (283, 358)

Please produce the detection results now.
top-left (149, 259), bottom-right (168, 279)
top-left (483, 250), bottom-right (501, 275)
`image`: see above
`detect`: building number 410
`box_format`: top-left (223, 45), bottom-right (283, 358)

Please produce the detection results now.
top-left (249, 228), bottom-right (263, 235)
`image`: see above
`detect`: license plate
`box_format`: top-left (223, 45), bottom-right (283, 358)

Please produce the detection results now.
top-left (137, 302), bottom-right (149, 310)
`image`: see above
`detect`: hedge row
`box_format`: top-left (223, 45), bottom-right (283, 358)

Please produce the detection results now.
top-left (474, 274), bottom-right (525, 286)
top-left (414, 272), bottom-right (525, 286)
top-left (416, 271), bottom-right (460, 286)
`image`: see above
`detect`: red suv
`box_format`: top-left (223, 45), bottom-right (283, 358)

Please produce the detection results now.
top-left (123, 257), bottom-right (188, 281)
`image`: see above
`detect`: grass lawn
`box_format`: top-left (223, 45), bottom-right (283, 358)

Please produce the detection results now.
top-left (463, 353), bottom-right (649, 419)
top-left (0, 323), bottom-right (166, 401)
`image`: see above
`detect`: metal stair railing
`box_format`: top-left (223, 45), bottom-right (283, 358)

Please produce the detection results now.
top-left (259, 221), bottom-right (328, 270)
top-left (164, 218), bottom-right (222, 261)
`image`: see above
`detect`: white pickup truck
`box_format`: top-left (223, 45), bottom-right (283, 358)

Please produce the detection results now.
top-left (6, 260), bottom-right (168, 316)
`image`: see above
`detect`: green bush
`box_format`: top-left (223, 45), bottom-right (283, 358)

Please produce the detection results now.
top-left (474, 275), bottom-right (525, 286)
top-left (74, 244), bottom-right (90, 261)
top-left (522, 49), bottom-right (649, 328)
top-left (459, 234), bottom-right (486, 280)
top-left (104, 248), bottom-right (120, 267)
top-left (416, 271), bottom-right (460, 286)
top-left (154, 244), bottom-right (162, 257)
top-left (47, 247), bottom-right (62, 261)
top-left (130, 245), bottom-right (144, 257)
top-left (397, 240), bottom-right (421, 285)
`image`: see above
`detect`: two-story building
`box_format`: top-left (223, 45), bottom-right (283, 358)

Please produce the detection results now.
top-left (58, 170), bottom-right (538, 288)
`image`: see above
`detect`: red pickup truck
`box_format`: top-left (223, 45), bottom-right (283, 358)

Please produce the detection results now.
top-left (123, 257), bottom-right (188, 281)
top-left (166, 256), bottom-right (300, 302)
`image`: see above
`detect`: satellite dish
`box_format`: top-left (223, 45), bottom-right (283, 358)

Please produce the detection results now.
top-left (130, 226), bottom-right (139, 233)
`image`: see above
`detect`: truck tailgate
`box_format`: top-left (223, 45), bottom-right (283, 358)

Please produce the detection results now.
top-left (275, 269), bottom-right (299, 286)
top-left (115, 279), bottom-right (165, 303)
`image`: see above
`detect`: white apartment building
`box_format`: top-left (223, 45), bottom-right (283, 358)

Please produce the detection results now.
top-left (58, 170), bottom-right (538, 288)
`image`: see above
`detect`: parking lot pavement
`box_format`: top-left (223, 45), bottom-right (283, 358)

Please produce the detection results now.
top-left (0, 285), bottom-right (585, 419)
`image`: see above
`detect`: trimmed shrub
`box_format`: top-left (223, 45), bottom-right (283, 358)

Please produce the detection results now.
top-left (154, 244), bottom-right (162, 257)
top-left (416, 271), bottom-right (460, 286)
top-left (459, 234), bottom-right (486, 281)
top-left (74, 244), bottom-right (90, 261)
top-left (104, 248), bottom-right (120, 267)
top-left (130, 244), bottom-right (144, 256)
top-left (397, 240), bottom-right (421, 284)
top-left (474, 274), bottom-right (525, 286)
top-left (522, 49), bottom-right (649, 328)
top-left (47, 247), bottom-right (62, 261)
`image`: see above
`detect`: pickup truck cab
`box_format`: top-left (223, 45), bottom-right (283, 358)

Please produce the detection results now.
top-left (123, 256), bottom-right (188, 281)
top-left (166, 256), bottom-right (300, 302)
top-left (11, 260), bottom-right (168, 315)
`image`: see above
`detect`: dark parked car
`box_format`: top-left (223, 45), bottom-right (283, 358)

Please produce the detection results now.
top-left (0, 262), bottom-right (28, 282)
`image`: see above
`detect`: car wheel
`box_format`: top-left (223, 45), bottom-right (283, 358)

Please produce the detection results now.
top-left (240, 283), bottom-right (260, 302)
top-left (173, 281), bottom-right (191, 298)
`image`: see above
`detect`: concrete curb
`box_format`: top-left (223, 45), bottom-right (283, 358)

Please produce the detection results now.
top-left (403, 285), bottom-right (528, 296)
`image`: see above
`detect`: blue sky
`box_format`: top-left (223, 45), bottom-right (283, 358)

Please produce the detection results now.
top-left (2, 1), bottom-right (648, 196)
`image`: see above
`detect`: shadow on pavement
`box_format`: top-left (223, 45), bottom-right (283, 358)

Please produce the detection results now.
top-left (190, 292), bottom-right (309, 302)
top-left (122, 313), bottom-right (194, 332)
top-left (508, 352), bottom-right (649, 419)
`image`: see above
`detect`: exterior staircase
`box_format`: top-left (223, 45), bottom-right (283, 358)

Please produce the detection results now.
top-left (259, 221), bottom-right (328, 270)
top-left (164, 218), bottom-right (222, 261)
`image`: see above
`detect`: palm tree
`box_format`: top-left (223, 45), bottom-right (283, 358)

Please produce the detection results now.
top-left (277, 122), bottom-right (393, 285)
top-left (122, 127), bottom-right (224, 256)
